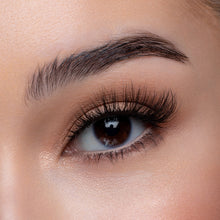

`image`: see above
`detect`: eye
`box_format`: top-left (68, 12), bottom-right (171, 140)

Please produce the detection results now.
top-left (61, 87), bottom-right (177, 162)
top-left (76, 115), bottom-right (148, 152)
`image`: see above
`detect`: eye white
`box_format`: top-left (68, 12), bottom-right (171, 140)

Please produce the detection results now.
top-left (77, 117), bottom-right (147, 152)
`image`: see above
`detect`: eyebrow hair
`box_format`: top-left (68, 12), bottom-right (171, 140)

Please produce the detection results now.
top-left (26, 33), bottom-right (189, 101)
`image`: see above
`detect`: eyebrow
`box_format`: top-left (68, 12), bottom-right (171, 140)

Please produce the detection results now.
top-left (26, 33), bottom-right (189, 101)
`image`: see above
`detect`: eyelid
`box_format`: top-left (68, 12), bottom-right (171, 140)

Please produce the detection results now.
top-left (69, 102), bottom-right (153, 135)
top-left (67, 86), bottom-right (177, 133)
top-left (63, 130), bottom-right (160, 163)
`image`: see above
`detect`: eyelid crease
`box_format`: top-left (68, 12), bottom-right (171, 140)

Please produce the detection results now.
top-left (70, 86), bottom-right (177, 130)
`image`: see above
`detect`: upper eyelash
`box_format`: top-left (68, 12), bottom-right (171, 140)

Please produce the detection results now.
top-left (68, 87), bottom-right (177, 138)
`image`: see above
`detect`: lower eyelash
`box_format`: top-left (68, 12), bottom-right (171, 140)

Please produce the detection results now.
top-left (61, 86), bottom-right (177, 163)
top-left (64, 127), bottom-right (161, 163)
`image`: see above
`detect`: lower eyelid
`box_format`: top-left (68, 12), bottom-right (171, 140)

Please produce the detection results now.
top-left (62, 125), bottom-right (162, 163)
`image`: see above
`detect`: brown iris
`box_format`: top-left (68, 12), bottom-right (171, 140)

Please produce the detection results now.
top-left (93, 116), bottom-right (131, 148)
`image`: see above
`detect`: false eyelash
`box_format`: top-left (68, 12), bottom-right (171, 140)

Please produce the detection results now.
top-left (61, 86), bottom-right (177, 162)
top-left (69, 87), bottom-right (176, 136)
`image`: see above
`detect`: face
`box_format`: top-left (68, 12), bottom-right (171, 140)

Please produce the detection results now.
top-left (0, 0), bottom-right (220, 219)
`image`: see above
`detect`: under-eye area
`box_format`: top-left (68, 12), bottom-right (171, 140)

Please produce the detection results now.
top-left (61, 85), bottom-right (177, 163)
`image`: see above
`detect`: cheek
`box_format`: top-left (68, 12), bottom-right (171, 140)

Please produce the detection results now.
top-left (123, 161), bottom-right (220, 219)
top-left (160, 168), bottom-right (220, 220)
top-left (51, 149), bottom-right (220, 220)
top-left (129, 120), bottom-right (220, 219)
top-left (159, 127), bottom-right (220, 219)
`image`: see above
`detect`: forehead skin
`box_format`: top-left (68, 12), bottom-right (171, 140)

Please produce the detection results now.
top-left (0, 0), bottom-right (219, 109)
top-left (0, 0), bottom-right (218, 70)
top-left (0, 0), bottom-right (220, 219)
top-left (0, 0), bottom-right (218, 101)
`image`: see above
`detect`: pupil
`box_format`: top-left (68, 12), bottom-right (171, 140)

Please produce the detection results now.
top-left (93, 116), bottom-right (131, 148)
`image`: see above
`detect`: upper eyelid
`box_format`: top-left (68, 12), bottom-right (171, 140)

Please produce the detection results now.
top-left (76, 88), bottom-right (176, 117)
top-left (67, 88), bottom-right (177, 136)
top-left (70, 102), bottom-right (150, 132)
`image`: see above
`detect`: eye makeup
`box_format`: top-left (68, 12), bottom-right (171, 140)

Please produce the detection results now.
top-left (60, 84), bottom-right (177, 163)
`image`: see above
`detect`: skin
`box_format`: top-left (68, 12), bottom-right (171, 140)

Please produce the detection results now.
top-left (0, 0), bottom-right (220, 219)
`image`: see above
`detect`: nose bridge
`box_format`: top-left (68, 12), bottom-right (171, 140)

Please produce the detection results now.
top-left (0, 91), bottom-right (66, 219)
top-left (0, 146), bottom-right (22, 219)
top-left (0, 143), bottom-right (40, 220)
top-left (0, 79), bottom-right (30, 219)
top-left (0, 142), bottom-right (66, 220)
